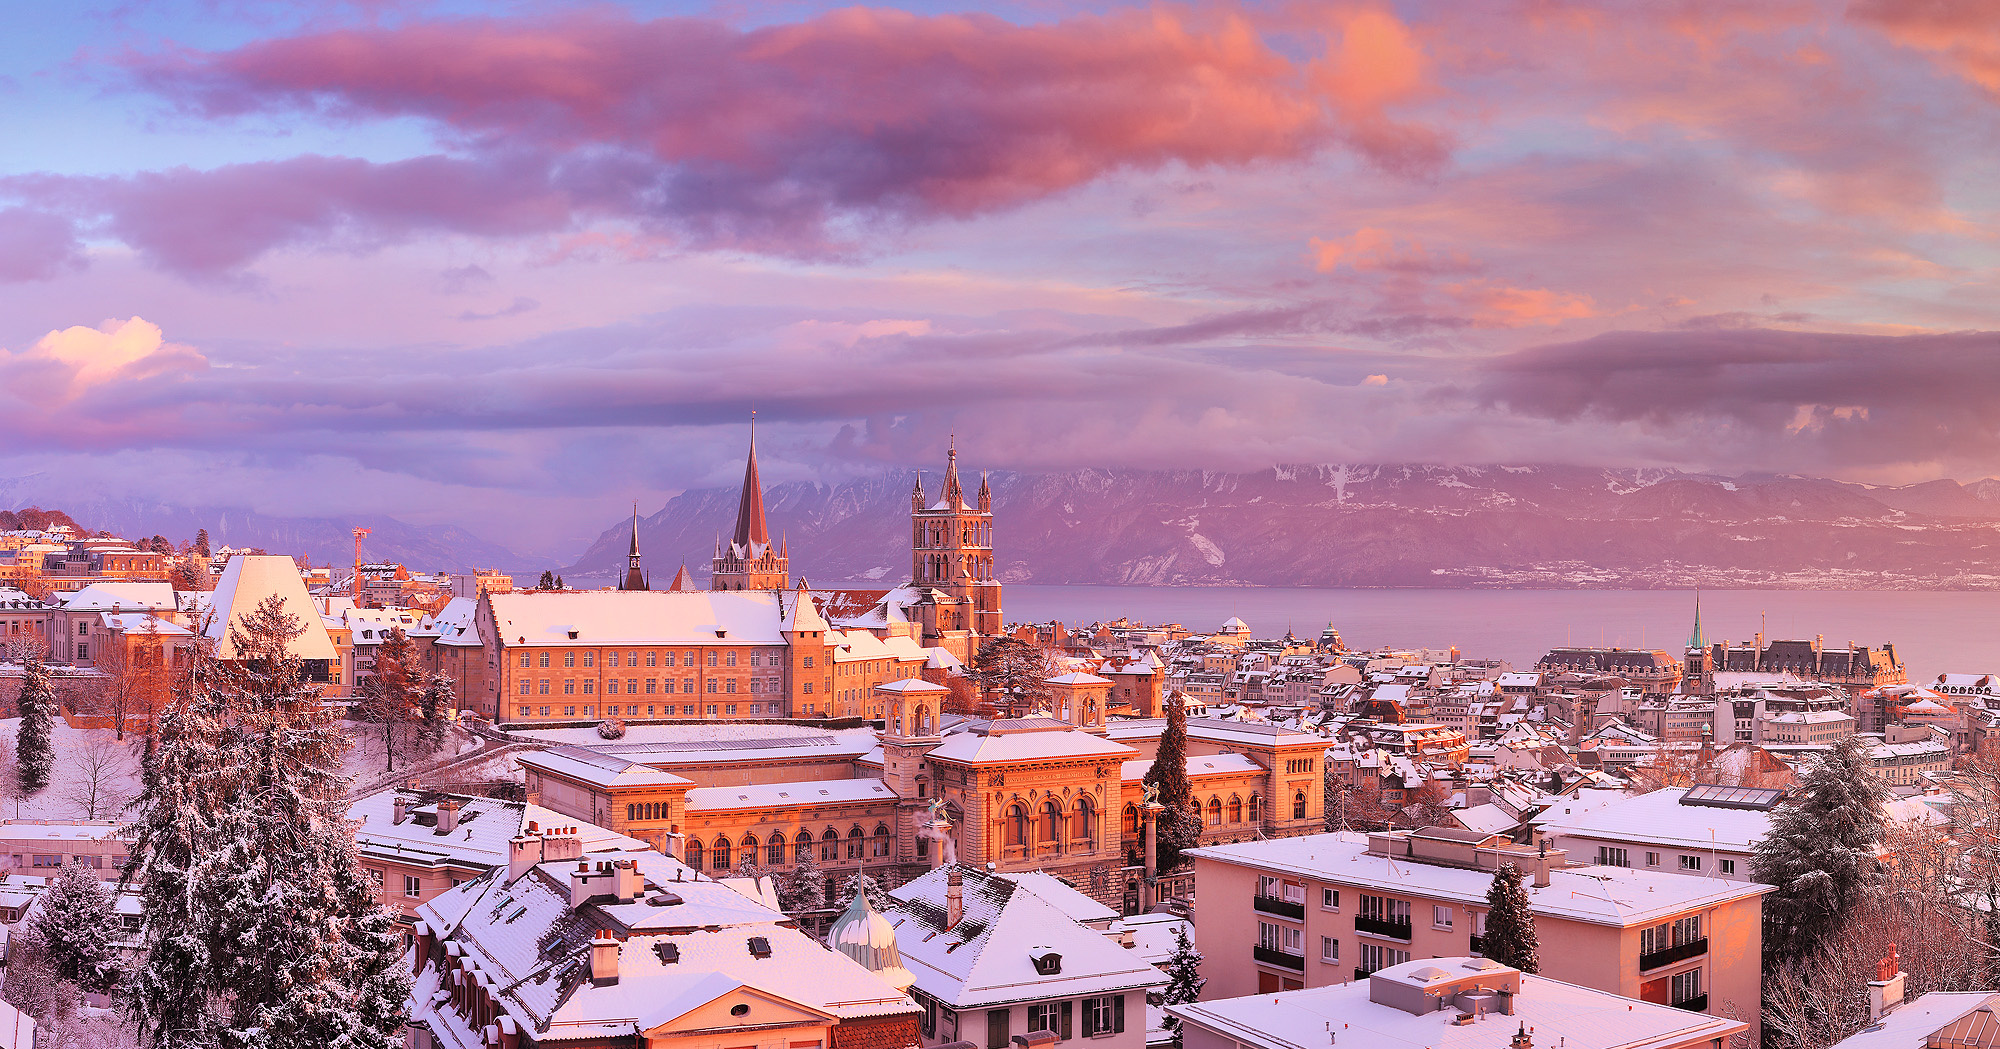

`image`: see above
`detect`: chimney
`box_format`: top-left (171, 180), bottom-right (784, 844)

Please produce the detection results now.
top-left (613, 858), bottom-right (645, 902)
top-left (1533, 841), bottom-right (1552, 888)
top-left (543, 826), bottom-right (584, 864)
top-left (506, 833), bottom-right (542, 884)
top-left (393, 796), bottom-right (410, 825)
top-left (1868, 946), bottom-right (1906, 1022)
top-left (572, 861), bottom-right (613, 907)
top-left (435, 800), bottom-right (460, 835)
top-left (590, 931), bottom-right (620, 986)
top-left (1509, 1022), bottom-right (1533, 1049)
top-left (946, 866), bottom-right (964, 930)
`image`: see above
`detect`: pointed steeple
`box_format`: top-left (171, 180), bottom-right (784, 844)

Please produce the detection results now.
top-left (911, 471), bottom-right (926, 512)
top-left (732, 425), bottom-right (772, 555)
top-left (620, 502), bottom-right (649, 590)
top-left (942, 435), bottom-right (963, 508)
top-left (977, 470), bottom-right (991, 512)
top-left (1688, 588), bottom-right (1705, 650)
top-left (668, 562), bottom-right (695, 592)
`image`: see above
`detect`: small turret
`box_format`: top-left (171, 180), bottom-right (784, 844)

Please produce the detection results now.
top-left (978, 471), bottom-right (992, 512)
top-left (912, 472), bottom-right (926, 512)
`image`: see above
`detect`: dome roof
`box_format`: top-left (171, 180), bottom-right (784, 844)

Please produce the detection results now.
top-left (827, 888), bottom-right (915, 992)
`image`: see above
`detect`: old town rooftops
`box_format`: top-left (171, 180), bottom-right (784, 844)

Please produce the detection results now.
top-left (1189, 832), bottom-right (1771, 927)
top-left (350, 790), bottom-right (646, 871)
top-left (1538, 787), bottom-right (1775, 853)
top-left (1105, 717), bottom-right (1326, 749)
top-left (487, 589), bottom-right (832, 647)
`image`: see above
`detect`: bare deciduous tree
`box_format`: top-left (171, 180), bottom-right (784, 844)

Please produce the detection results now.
top-left (64, 736), bottom-right (135, 821)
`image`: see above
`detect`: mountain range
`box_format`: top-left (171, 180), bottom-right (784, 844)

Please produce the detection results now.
top-left (564, 465), bottom-right (2000, 589)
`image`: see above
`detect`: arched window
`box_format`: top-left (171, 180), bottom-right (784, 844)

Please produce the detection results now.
top-left (1248, 793), bottom-right (1261, 823)
top-left (872, 823), bottom-right (891, 857)
top-left (1207, 797), bottom-right (1223, 826)
top-left (1293, 791), bottom-right (1307, 820)
top-left (1228, 795), bottom-right (1243, 823)
top-left (846, 825), bottom-right (865, 860)
top-left (794, 831), bottom-right (812, 864)
top-left (1006, 804), bottom-right (1028, 847)
top-left (686, 838), bottom-right (704, 869)
top-left (916, 705), bottom-right (932, 734)
top-left (1123, 804), bottom-right (1140, 836)
top-left (713, 836), bottom-right (731, 870)
top-left (766, 835), bottom-right (786, 866)
top-left (1070, 796), bottom-right (1095, 840)
top-left (1041, 800), bottom-right (1064, 844)
top-left (821, 828), bottom-right (840, 862)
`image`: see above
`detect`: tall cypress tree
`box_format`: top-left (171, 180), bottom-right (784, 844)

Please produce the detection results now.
top-left (1751, 734), bottom-right (1887, 964)
top-left (32, 859), bottom-right (120, 994)
top-left (1143, 695), bottom-right (1202, 872)
top-left (1482, 863), bottom-right (1540, 973)
top-left (16, 649), bottom-right (55, 794)
top-left (126, 596), bottom-right (409, 1049)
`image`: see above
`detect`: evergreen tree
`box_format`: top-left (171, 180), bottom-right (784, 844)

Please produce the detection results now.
top-left (415, 672), bottom-right (454, 752)
top-left (536, 570), bottom-right (555, 590)
top-left (1142, 696), bottom-right (1202, 872)
top-left (31, 860), bottom-right (120, 994)
top-left (777, 854), bottom-right (829, 914)
top-left (1482, 863), bottom-right (1539, 973)
top-left (970, 637), bottom-right (1052, 715)
top-left (125, 596), bottom-right (409, 1049)
top-left (554, 574), bottom-right (564, 590)
top-left (1160, 925), bottom-right (1206, 1048)
top-left (355, 626), bottom-right (417, 772)
top-left (16, 650), bottom-right (54, 794)
top-left (191, 529), bottom-right (210, 559)
top-left (1752, 734), bottom-right (1888, 964)
top-left (840, 871), bottom-right (893, 912)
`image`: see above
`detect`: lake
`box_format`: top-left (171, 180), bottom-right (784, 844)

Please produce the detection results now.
top-left (1000, 586), bottom-right (2000, 684)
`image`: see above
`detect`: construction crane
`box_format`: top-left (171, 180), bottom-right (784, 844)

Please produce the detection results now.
top-left (351, 527), bottom-right (371, 601)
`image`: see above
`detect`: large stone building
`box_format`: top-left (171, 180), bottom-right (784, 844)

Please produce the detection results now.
top-left (520, 697), bottom-right (1331, 910)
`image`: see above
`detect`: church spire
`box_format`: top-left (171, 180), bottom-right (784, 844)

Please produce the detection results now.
top-left (620, 502), bottom-right (649, 591)
top-left (942, 435), bottom-right (963, 508)
top-left (732, 422), bottom-right (772, 554)
top-left (1688, 588), bottom-right (1705, 650)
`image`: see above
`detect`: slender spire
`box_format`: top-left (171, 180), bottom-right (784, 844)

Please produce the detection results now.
top-left (942, 435), bottom-right (963, 507)
top-left (1688, 588), bottom-right (1705, 650)
top-left (621, 501), bottom-right (648, 590)
top-left (732, 423), bottom-right (772, 553)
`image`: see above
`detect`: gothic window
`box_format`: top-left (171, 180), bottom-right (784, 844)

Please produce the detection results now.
top-left (821, 828), bottom-right (839, 862)
top-left (1228, 796), bottom-right (1243, 823)
top-left (1249, 794), bottom-right (1261, 822)
top-left (872, 824), bottom-right (891, 858)
top-left (1207, 797), bottom-right (1222, 826)
top-left (713, 837), bottom-right (731, 870)
top-left (1041, 800), bottom-right (1064, 844)
top-left (794, 831), bottom-right (812, 864)
top-left (846, 825), bottom-right (865, 860)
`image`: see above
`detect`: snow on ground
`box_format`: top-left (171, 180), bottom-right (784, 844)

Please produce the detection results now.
top-left (0, 718), bottom-right (145, 821)
top-left (340, 721), bottom-right (480, 783)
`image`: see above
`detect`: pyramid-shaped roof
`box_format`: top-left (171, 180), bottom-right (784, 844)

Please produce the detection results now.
top-left (203, 554), bottom-right (337, 661)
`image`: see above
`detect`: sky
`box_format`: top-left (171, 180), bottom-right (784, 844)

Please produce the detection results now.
top-left (2, 0), bottom-right (1998, 557)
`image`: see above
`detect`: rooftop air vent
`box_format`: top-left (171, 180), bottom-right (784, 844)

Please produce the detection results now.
top-left (654, 942), bottom-right (680, 964)
top-left (748, 936), bottom-right (772, 959)
top-left (647, 892), bottom-right (683, 907)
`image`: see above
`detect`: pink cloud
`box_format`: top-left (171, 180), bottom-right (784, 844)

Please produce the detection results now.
top-left (1852, 0), bottom-right (2000, 95)
top-left (0, 208), bottom-right (82, 283)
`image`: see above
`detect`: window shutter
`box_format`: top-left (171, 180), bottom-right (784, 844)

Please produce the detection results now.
top-left (1113, 995), bottom-right (1126, 1033)
top-left (1082, 1005), bottom-right (1096, 1039)
top-left (1060, 1002), bottom-right (1073, 1039)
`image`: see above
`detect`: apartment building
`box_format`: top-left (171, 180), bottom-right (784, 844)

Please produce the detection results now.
top-left (1188, 828), bottom-right (1770, 1045)
top-left (1539, 784), bottom-right (1781, 884)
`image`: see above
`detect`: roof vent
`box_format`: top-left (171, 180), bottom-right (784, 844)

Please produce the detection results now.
top-left (748, 936), bottom-right (772, 959)
top-left (647, 892), bottom-right (684, 907)
top-left (654, 942), bottom-right (680, 964)
top-left (568, 630), bottom-right (580, 639)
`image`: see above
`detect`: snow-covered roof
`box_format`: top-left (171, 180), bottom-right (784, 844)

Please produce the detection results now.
top-left (1169, 958), bottom-right (1744, 1049)
top-left (1188, 833), bottom-right (1771, 927)
top-left (1825, 992), bottom-right (1999, 1049)
top-left (997, 870), bottom-right (1119, 926)
top-left (204, 554), bottom-right (337, 661)
top-left (0, 819), bottom-right (127, 843)
top-left (685, 779), bottom-right (898, 814)
top-left (485, 589), bottom-right (808, 648)
top-left (350, 790), bottom-right (646, 871)
top-left (1119, 753), bottom-right (1263, 782)
top-left (518, 745), bottom-right (698, 789)
top-left (52, 581), bottom-right (176, 612)
top-left (874, 677), bottom-right (948, 695)
top-left (414, 597), bottom-right (484, 647)
top-left (884, 865), bottom-right (1164, 1009)
top-left (97, 612), bottom-right (191, 636)
top-left (1046, 672), bottom-right (1113, 686)
top-left (1538, 787), bottom-right (1773, 854)
top-left (927, 720), bottom-right (1136, 765)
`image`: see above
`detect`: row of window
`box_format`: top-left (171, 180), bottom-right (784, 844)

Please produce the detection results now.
top-left (515, 677), bottom-right (779, 696)
top-left (514, 649), bottom-right (785, 669)
top-left (1001, 798), bottom-right (1098, 848)
top-left (513, 702), bottom-right (779, 718)
top-left (686, 825), bottom-right (895, 870)
top-left (1596, 846), bottom-right (1736, 876)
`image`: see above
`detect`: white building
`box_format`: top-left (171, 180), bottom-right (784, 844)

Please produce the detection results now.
top-left (1538, 784), bottom-right (1782, 882)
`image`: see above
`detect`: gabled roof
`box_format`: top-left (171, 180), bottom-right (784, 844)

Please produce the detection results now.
top-left (52, 581), bottom-right (176, 612)
top-left (203, 555), bottom-right (337, 661)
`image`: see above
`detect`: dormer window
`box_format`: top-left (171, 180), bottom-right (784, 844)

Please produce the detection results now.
top-left (1030, 947), bottom-right (1062, 975)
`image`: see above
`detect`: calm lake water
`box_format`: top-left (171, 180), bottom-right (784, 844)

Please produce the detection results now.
top-left (1001, 586), bottom-right (2000, 684)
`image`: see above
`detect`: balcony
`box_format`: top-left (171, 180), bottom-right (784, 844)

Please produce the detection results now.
top-left (1671, 994), bottom-right (1709, 1013)
top-left (1253, 945), bottom-right (1305, 972)
top-left (1639, 938), bottom-right (1709, 972)
top-left (1254, 895), bottom-right (1306, 920)
top-left (1354, 915), bottom-right (1414, 941)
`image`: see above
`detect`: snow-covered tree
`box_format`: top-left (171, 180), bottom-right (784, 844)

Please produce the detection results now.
top-left (125, 596), bottom-right (410, 1049)
top-left (1143, 696), bottom-right (1202, 872)
top-left (416, 672), bottom-right (454, 751)
top-left (32, 860), bottom-right (120, 993)
top-left (1160, 925), bottom-right (1205, 1047)
top-left (1752, 734), bottom-right (1887, 964)
top-left (16, 649), bottom-right (55, 794)
top-left (840, 872), bottom-right (893, 912)
top-left (777, 854), bottom-right (828, 914)
top-left (1482, 863), bottom-right (1539, 973)
top-left (355, 626), bottom-right (417, 772)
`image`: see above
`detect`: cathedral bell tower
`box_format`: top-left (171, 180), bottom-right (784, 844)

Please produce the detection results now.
top-left (712, 424), bottom-right (790, 591)
top-left (909, 440), bottom-right (1002, 650)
